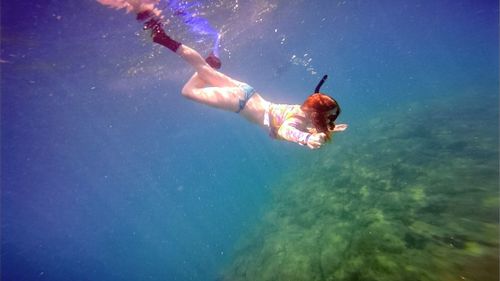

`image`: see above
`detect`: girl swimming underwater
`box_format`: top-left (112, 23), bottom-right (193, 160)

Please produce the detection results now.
top-left (97, 0), bottom-right (348, 149)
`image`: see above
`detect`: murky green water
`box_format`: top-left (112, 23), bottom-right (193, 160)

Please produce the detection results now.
top-left (222, 93), bottom-right (499, 281)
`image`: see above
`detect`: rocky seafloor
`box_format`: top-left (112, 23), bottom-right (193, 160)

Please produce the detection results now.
top-left (221, 93), bottom-right (499, 281)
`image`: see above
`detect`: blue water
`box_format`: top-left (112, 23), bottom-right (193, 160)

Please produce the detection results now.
top-left (1, 1), bottom-right (498, 281)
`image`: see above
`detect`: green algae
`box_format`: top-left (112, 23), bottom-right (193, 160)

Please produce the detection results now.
top-left (221, 94), bottom-right (499, 281)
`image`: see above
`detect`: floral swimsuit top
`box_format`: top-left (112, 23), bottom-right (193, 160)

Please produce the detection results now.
top-left (264, 103), bottom-right (313, 146)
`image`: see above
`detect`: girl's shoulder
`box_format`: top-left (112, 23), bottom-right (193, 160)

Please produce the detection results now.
top-left (269, 103), bottom-right (308, 128)
top-left (287, 105), bottom-right (307, 120)
top-left (284, 106), bottom-right (309, 127)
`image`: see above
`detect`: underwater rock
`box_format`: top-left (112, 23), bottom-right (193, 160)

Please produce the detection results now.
top-left (221, 94), bottom-right (499, 281)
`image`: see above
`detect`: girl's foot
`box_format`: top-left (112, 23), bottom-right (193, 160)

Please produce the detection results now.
top-left (205, 52), bottom-right (221, 69)
top-left (139, 12), bottom-right (181, 53)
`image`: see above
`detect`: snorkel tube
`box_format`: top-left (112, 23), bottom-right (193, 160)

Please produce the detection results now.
top-left (314, 74), bottom-right (328, 93)
top-left (312, 74), bottom-right (340, 115)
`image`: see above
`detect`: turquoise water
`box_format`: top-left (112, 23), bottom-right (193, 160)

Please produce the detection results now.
top-left (1, 1), bottom-right (498, 281)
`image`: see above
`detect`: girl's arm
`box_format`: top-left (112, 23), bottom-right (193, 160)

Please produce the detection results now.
top-left (277, 123), bottom-right (328, 149)
top-left (277, 118), bottom-right (327, 149)
top-left (277, 123), bottom-right (311, 147)
top-left (277, 119), bottom-right (348, 149)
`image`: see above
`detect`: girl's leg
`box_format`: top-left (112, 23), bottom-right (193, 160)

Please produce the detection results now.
top-left (176, 45), bottom-right (238, 88)
top-left (139, 11), bottom-right (246, 111)
top-left (182, 73), bottom-right (243, 112)
top-left (139, 13), bottom-right (239, 88)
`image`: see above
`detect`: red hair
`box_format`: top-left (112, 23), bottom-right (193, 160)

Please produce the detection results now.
top-left (301, 93), bottom-right (340, 141)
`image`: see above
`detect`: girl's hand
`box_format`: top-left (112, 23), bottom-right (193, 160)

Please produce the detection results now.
top-left (333, 123), bottom-right (348, 132)
top-left (307, 133), bottom-right (327, 149)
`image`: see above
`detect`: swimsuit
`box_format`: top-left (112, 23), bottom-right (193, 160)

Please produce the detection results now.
top-left (236, 83), bottom-right (255, 113)
top-left (236, 83), bottom-right (311, 146)
top-left (264, 103), bottom-right (312, 146)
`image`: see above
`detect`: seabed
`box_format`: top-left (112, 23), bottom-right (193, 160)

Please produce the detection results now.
top-left (222, 93), bottom-right (499, 281)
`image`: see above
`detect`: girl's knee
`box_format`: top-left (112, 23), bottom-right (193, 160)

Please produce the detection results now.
top-left (181, 84), bottom-right (196, 100)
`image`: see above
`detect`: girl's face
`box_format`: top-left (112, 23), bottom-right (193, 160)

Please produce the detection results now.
top-left (325, 108), bottom-right (340, 131)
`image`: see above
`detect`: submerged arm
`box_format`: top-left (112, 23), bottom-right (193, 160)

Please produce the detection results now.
top-left (277, 114), bottom-right (339, 149)
top-left (277, 123), bottom-right (310, 146)
top-left (277, 118), bottom-right (326, 149)
top-left (277, 123), bottom-right (327, 149)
